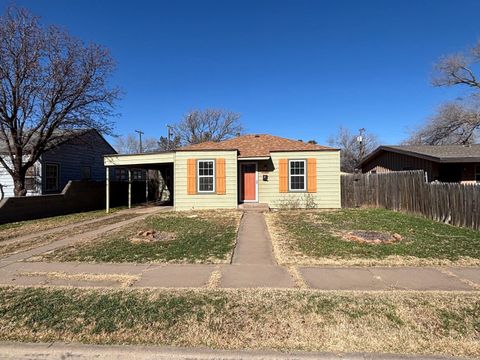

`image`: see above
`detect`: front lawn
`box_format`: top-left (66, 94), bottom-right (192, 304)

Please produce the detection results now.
top-left (40, 211), bottom-right (242, 264)
top-left (266, 208), bottom-right (480, 266)
top-left (0, 207), bottom-right (125, 242)
top-left (0, 286), bottom-right (478, 357)
top-left (0, 212), bottom-right (138, 257)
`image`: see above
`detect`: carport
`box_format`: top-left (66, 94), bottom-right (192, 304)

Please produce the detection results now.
top-left (103, 151), bottom-right (175, 212)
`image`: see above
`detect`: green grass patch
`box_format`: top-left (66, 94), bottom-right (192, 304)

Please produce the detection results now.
top-left (41, 211), bottom-right (241, 263)
top-left (270, 208), bottom-right (480, 265)
top-left (0, 286), bottom-right (478, 356)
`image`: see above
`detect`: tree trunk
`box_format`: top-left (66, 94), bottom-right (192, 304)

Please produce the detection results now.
top-left (13, 175), bottom-right (27, 197)
top-left (13, 156), bottom-right (27, 197)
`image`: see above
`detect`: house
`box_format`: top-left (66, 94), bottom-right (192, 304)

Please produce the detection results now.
top-left (104, 134), bottom-right (341, 210)
top-left (0, 129), bottom-right (116, 198)
top-left (360, 144), bottom-right (480, 183)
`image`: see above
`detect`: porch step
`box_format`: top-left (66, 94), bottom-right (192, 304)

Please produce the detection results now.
top-left (238, 203), bottom-right (270, 212)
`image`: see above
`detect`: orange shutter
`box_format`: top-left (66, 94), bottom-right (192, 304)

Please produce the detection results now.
top-left (187, 159), bottom-right (196, 195)
top-left (216, 158), bottom-right (226, 195)
top-left (307, 158), bottom-right (317, 193)
top-left (279, 159), bottom-right (288, 193)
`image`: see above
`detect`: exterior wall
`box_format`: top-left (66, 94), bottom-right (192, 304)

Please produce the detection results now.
top-left (257, 151), bottom-right (341, 208)
top-left (174, 150), bottom-right (237, 210)
top-left (459, 163), bottom-right (480, 183)
top-left (362, 151), bottom-right (440, 181)
top-left (0, 157), bottom-right (41, 198)
top-left (41, 131), bottom-right (115, 193)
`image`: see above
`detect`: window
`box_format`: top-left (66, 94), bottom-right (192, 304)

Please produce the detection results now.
top-left (25, 164), bottom-right (39, 191)
top-left (132, 170), bottom-right (146, 181)
top-left (476, 165), bottom-right (480, 182)
top-left (81, 166), bottom-right (91, 180)
top-left (115, 168), bottom-right (127, 181)
top-left (289, 160), bottom-right (306, 191)
top-left (197, 160), bottom-right (215, 192)
top-left (45, 164), bottom-right (59, 191)
top-left (115, 168), bottom-right (146, 182)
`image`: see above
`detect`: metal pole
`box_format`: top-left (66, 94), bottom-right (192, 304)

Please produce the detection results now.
top-left (135, 129), bottom-right (144, 153)
top-left (106, 167), bottom-right (110, 213)
top-left (166, 125), bottom-right (173, 150)
top-left (128, 169), bottom-right (132, 209)
top-left (145, 170), bottom-right (149, 204)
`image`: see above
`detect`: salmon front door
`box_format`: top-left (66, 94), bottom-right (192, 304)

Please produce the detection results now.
top-left (241, 163), bottom-right (257, 202)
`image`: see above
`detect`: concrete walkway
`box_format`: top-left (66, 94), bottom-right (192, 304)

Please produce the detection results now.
top-left (0, 210), bottom-right (479, 290)
top-left (0, 342), bottom-right (471, 360)
top-left (232, 211), bottom-right (275, 264)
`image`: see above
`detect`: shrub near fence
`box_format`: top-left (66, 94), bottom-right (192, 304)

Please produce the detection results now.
top-left (341, 170), bottom-right (480, 230)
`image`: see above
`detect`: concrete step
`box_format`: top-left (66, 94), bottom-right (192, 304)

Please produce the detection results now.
top-left (238, 203), bottom-right (270, 212)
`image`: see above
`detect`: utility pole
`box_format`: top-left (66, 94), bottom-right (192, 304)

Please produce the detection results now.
top-left (166, 125), bottom-right (173, 150)
top-left (356, 128), bottom-right (366, 172)
top-left (135, 129), bottom-right (144, 153)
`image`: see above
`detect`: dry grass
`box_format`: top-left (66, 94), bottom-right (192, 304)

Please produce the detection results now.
top-left (17, 271), bottom-right (139, 287)
top-left (206, 268), bottom-right (222, 289)
top-left (0, 213), bottom-right (139, 258)
top-left (266, 209), bottom-right (480, 267)
top-left (0, 208), bottom-right (125, 242)
top-left (0, 286), bottom-right (478, 357)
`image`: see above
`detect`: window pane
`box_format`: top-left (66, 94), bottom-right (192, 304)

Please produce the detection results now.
top-left (199, 161), bottom-right (214, 176)
top-left (199, 176), bottom-right (214, 191)
top-left (291, 175), bottom-right (305, 190)
top-left (290, 161), bottom-right (305, 175)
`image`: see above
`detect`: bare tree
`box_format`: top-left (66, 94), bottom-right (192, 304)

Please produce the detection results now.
top-left (405, 102), bottom-right (480, 145)
top-left (172, 108), bottom-right (242, 145)
top-left (114, 134), bottom-right (159, 154)
top-left (0, 7), bottom-right (119, 196)
top-left (432, 41), bottom-right (480, 92)
top-left (158, 135), bottom-right (181, 151)
top-left (328, 127), bottom-right (378, 173)
top-left (406, 40), bottom-right (480, 145)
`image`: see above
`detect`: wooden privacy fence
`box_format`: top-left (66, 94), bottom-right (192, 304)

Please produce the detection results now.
top-left (341, 170), bottom-right (480, 230)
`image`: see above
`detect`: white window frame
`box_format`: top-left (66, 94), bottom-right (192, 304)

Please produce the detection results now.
top-left (288, 159), bottom-right (307, 192)
top-left (45, 163), bottom-right (59, 192)
top-left (197, 159), bottom-right (216, 193)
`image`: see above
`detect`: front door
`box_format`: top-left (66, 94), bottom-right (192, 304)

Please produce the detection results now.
top-left (241, 163), bottom-right (257, 202)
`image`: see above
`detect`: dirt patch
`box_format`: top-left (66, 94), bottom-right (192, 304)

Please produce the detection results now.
top-left (339, 230), bottom-right (403, 245)
top-left (130, 230), bottom-right (177, 243)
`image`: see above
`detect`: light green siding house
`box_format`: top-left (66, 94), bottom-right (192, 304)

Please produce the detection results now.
top-left (104, 134), bottom-right (340, 211)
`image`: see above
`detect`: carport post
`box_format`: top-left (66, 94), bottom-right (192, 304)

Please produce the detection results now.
top-left (106, 167), bottom-right (110, 213)
top-left (128, 169), bottom-right (132, 209)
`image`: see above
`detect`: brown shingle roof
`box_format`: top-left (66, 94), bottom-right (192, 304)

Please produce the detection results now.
top-left (361, 144), bottom-right (480, 165)
top-left (178, 134), bottom-right (337, 158)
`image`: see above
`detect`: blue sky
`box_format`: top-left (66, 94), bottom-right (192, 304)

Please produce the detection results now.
top-left (2, 0), bottom-right (480, 145)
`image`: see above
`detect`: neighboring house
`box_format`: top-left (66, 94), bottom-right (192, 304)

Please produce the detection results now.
top-left (0, 129), bottom-right (116, 198)
top-left (104, 134), bottom-right (341, 210)
top-left (360, 144), bottom-right (480, 183)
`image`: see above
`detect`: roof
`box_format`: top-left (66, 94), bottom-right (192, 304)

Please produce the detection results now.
top-left (178, 134), bottom-right (337, 158)
top-left (0, 129), bottom-right (116, 155)
top-left (361, 144), bottom-right (480, 165)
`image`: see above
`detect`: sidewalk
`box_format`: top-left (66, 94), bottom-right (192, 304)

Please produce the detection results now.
top-left (0, 342), bottom-right (471, 360)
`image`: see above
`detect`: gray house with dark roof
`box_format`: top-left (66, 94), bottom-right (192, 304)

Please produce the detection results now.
top-left (0, 129), bottom-right (116, 198)
top-left (360, 144), bottom-right (480, 183)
